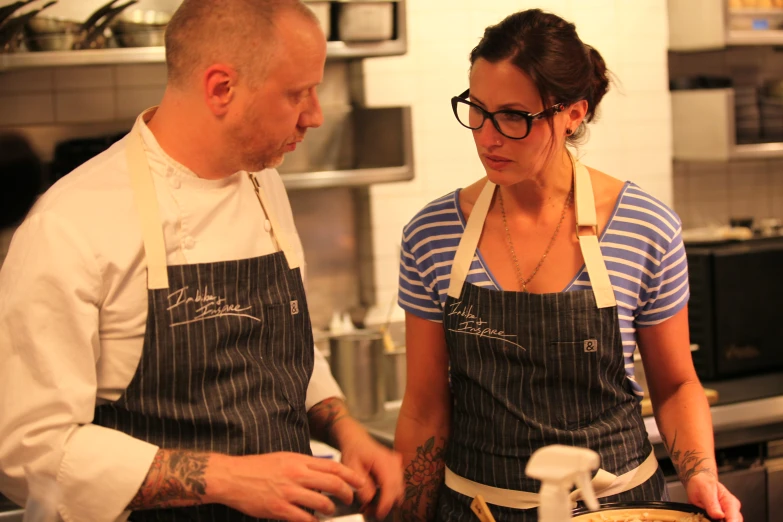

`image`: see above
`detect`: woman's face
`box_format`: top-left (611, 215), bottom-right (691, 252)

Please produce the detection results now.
top-left (467, 58), bottom-right (571, 186)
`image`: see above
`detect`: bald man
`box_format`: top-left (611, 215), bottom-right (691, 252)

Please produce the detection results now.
top-left (0, 1), bottom-right (403, 521)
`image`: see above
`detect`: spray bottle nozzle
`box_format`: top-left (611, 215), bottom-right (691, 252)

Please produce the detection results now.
top-left (526, 445), bottom-right (601, 522)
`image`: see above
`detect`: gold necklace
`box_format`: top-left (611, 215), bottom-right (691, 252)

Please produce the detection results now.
top-left (498, 187), bottom-right (573, 292)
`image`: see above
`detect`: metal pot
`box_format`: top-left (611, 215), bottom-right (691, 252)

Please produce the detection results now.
top-left (327, 330), bottom-right (386, 421)
top-left (384, 347), bottom-right (406, 402)
top-left (23, 0), bottom-right (138, 51)
top-left (0, 0), bottom-right (57, 52)
top-left (112, 8), bottom-right (170, 48)
top-left (571, 501), bottom-right (714, 521)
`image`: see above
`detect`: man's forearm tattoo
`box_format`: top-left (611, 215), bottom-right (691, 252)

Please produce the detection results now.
top-left (127, 450), bottom-right (209, 511)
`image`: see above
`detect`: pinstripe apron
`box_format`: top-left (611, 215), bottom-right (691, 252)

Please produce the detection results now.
top-left (93, 125), bottom-right (314, 521)
top-left (438, 155), bottom-right (665, 521)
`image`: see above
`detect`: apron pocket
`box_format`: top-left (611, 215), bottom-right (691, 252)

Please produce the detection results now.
top-left (544, 340), bottom-right (602, 430)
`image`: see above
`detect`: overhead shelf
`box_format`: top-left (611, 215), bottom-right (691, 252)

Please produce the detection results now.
top-left (671, 88), bottom-right (783, 161)
top-left (669, 0), bottom-right (783, 50)
top-left (0, 39), bottom-right (406, 72)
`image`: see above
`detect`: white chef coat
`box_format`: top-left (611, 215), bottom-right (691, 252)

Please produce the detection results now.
top-left (0, 109), bottom-right (343, 522)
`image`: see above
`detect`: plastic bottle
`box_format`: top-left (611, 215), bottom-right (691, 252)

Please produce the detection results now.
top-left (525, 445), bottom-right (601, 522)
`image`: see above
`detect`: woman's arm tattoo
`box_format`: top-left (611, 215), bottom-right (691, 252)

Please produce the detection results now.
top-left (127, 450), bottom-right (209, 511)
top-left (661, 431), bottom-right (716, 487)
top-left (399, 436), bottom-right (447, 522)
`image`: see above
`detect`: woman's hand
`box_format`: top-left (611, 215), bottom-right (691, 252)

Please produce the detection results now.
top-left (686, 473), bottom-right (742, 522)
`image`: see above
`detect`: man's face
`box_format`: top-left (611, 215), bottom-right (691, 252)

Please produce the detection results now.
top-left (230, 11), bottom-right (326, 172)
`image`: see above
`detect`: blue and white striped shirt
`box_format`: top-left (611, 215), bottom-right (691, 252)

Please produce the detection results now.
top-left (398, 182), bottom-right (690, 397)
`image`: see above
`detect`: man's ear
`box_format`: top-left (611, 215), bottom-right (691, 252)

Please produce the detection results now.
top-left (203, 64), bottom-right (238, 116)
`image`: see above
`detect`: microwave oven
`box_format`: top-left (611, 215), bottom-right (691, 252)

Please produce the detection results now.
top-left (686, 236), bottom-right (783, 381)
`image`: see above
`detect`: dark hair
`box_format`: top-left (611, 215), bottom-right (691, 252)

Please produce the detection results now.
top-left (469, 9), bottom-right (610, 142)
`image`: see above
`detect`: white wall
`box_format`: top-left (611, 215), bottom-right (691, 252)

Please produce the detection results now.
top-left (360, 0), bottom-right (673, 324)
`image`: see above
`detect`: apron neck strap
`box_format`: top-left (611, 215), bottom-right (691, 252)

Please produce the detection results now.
top-left (127, 128), bottom-right (170, 290)
top-left (572, 151), bottom-right (597, 232)
top-left (447, 180), bottom-right (496, 299)
top-left (246, 172), bottom-right (300, 270)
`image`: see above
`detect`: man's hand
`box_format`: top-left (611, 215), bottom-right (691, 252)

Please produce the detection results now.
top-left (208, 451), bottom-right (366, 522)
top-left (128, 449), bottom-right (366, 522)
top-left (309, 398), bottom-right (404, 519)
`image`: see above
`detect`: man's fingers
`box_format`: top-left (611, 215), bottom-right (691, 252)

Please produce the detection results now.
top-left (299, 470), bottom-right (355, 506)
top-left (306, 457), bottom-right (366, 490)
top-left (288, 487), bottom-right (338, 516)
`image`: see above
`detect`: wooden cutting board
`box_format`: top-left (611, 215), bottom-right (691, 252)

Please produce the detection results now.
top-left (640, 388), bottom-right (719, 417)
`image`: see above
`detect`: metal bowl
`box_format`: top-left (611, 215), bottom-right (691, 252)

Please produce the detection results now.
top-left (572, 501), bottom-right (714, 521)
top-left (112, 20), bottom-right (164, 47)
top-left (22, 18), bottom-right (80, 51)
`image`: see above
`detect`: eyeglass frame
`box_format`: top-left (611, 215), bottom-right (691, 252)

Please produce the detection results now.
top-left (450, 89), bottom-right (566, 140)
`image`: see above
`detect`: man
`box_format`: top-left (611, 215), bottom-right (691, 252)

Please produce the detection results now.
top-left (0, 1), bottom-right (403, 521)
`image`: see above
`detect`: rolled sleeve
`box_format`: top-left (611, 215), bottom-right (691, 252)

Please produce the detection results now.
top-left (0, 212), bottom-right (157, 522)
top-left (305, 344), bottom-right (344, 410)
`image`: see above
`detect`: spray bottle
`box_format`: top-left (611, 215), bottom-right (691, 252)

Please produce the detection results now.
top-left (525, 445), bottom-right (601, 522)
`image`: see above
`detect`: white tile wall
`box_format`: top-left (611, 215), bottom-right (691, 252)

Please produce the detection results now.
top-left (360, 0), bottom-right (675, 324)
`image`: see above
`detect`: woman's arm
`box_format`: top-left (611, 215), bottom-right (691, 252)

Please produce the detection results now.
top-left (395, 313), bottom-right (452, 522)
top-left (637, 305), bottom-right (742, 522)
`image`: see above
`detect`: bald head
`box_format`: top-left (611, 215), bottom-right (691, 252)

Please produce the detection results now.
top-left (164, 0), bottom-right (320, 88)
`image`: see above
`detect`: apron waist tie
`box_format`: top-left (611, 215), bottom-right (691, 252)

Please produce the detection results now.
top-left (444, 451), bottom-right (658, 510)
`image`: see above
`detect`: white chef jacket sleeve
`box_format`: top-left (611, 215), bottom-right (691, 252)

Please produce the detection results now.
top-left (0, 211), bottom-right (159, 522)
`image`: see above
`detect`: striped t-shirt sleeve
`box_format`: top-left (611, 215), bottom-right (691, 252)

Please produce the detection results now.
top-left (398, 193), bottom-right (457, 321)
top-left (622, 188), bottom-right (690, 327)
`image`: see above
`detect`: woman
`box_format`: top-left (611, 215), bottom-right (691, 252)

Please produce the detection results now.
top-left (395, 9), bottom-right (742, 522)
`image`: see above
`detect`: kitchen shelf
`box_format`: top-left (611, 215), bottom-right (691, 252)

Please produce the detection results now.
top-left (669, 0), bottom-right (783, 50)
top-left (281, 165), bottom-right (411, 190)
top-left (0, 39), bottom-right (406, 72)
top-left (671, 88), bottom-right (783, 161)
top-left (0, 0), bottom-right (408, 72)
top-left (279, 105), bottom-right (414, 190)
top-left (727, 29), bottom-right (783, 45)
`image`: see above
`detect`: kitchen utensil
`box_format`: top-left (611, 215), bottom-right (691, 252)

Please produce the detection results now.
top-left (328, 330), bottom-right (386, 421)
top-left (470, 495), bottom-right (496, 522)
top-left (23, 0), bottom-right (137, 51)
top-left (0, 0), bottom-right (37, 27)
top-left (0, 1), bottom-right (56, 51)
top-left (112, 8), bottom-right (171, 48)
top-left (571, 501), bottom-right (714, 521)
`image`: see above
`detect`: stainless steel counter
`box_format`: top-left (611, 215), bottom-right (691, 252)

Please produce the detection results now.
top-left (363, 371), bottom-right (783, 454)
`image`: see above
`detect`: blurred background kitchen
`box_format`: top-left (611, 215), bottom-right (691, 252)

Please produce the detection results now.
top-left (1, 0), bottom-right (783, 520)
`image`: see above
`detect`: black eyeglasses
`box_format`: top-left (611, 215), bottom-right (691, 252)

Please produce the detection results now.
top-left (451, 89), bottom-right (565, 140)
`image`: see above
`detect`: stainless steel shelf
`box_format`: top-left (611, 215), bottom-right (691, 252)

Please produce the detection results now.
top-left (0, 39), bottom-right (406, 71)
top-left (727, 29), bottom-right (783, 45)
top-left (281, 165), bottom-right (412, 190)
top-left (732, 142), bottom-right (783, 159)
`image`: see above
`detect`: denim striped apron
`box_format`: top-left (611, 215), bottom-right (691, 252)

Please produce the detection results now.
top-left (438, 155), bottom-right (666, 521)
top-left (94, 123), bottom-right (314, 521)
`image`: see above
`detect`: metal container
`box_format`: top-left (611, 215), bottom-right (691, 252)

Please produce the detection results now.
top-left (328, 330), bottom-right (386, 421)
top-left (335, 0), bottom-right (396, 42)
top-left (572, 501), bottom-right (714, 521)
top-left (384, 347), bottom-right (406, 402)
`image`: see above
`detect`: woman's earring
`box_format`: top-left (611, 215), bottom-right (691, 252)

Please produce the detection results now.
top-left (565, 128), bottom-right (573, 136)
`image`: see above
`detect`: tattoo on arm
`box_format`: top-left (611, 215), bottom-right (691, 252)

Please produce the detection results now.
top-left (127, 450), bottom-right (209, 511)
top-left (308, 397), bottom-right (349, 445)
top-left (661, 431), bottom-right (716, 488)
top-left (399, 436), bottom-right (447, 522)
